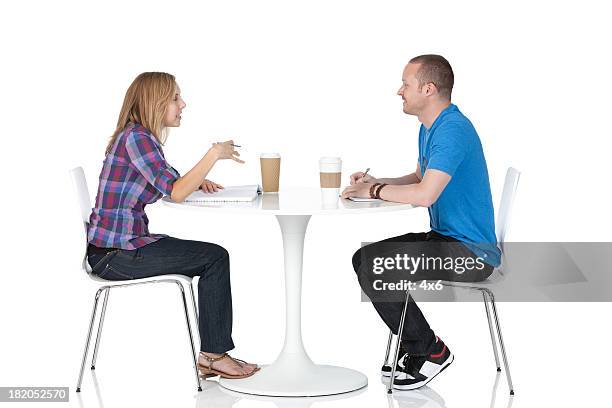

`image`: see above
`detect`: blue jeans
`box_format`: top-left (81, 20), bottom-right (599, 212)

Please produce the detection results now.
top-left (87, 237), bottom-right (235, 353)
top-left (352, 231), bottom-right (493, 355)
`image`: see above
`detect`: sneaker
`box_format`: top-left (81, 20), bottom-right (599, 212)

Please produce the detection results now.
top-left (381, 345), bottom-right (411, 378)
top-left (392, 337), bottom-right (453, 390)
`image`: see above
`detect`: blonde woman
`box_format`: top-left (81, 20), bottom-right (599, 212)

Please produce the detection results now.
top-left (87, 72), bottom-right (258, 379)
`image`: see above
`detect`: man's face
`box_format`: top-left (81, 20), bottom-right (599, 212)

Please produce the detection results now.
top-left (397, 63), bottom-right (426, 115)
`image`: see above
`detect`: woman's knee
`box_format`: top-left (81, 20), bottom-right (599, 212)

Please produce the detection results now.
top-left (197, 243), bottom-right (230, 281)
top-left (211, 243), bottom-right (229, 259)
top-left (206, 243), bottom-right (230, 269)
top-left (189, 240), bottom-right (228, 264)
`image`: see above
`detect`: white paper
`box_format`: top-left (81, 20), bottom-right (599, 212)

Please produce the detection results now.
top-left (185, 185), bottom-right (261, 202)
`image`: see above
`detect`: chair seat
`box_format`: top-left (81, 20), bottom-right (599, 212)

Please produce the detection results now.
top-left (438, 268), bottom-right (505, 289)
top-left (87, 272), bottom-right (194, 286)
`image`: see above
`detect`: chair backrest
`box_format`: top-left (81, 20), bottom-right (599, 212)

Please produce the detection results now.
top-left (495, 167), bottom-right (521, 253)
top-left (69, 167), bottom-right (93, 273)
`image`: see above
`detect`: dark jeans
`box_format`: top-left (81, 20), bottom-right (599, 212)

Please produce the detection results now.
top-left (352, 231), bottom-right (493, 356)
top-left (88, 237), bottom-right (234, 354)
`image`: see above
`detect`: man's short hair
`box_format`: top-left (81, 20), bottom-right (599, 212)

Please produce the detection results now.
top-left (409, 54), bottom-right (454, 99)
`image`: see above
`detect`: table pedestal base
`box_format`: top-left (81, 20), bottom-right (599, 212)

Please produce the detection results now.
top-left (220, 214), bottom-right (367, 396)
top-left (219, 355), bottom-right (367, 397)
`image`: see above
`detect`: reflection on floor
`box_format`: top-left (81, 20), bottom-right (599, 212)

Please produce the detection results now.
top-left (75, 370), bottom-right (514, 408)
top-left (203, 382), bottom-right (366, 408)
top-left (383, 372), bottom-right (513, 408)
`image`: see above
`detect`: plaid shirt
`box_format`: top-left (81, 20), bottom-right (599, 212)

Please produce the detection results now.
top-left (88, 123), bottom-right (180, 249)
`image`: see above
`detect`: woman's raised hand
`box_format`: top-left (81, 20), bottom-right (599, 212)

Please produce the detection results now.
top-left (212, 140), bottom-right (245, 163)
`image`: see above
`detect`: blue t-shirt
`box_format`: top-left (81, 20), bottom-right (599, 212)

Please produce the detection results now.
top-left (418, 104), bottom-right (501, 267)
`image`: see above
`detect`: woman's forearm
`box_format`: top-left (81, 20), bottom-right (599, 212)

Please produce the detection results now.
top-left (170, 148), bottom-right (219, 202)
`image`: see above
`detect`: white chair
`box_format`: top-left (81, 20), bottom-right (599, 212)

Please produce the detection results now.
top-left (384, 167), bottom-right (520, 395)
top-left (70, 167), bottom-right (203, 392)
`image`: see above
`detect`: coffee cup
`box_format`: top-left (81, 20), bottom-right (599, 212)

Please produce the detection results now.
top-left (319, 157), bottom-right (342, 207)
top-left (260, 153), bottom-right (281, 193)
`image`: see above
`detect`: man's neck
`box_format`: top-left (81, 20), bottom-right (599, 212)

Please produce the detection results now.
top-left (419, 99), bottom-right (452, 129)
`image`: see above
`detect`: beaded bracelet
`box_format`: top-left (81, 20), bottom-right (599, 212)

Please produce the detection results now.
top-left (369, 183), bottom-right (381, 199)
top-left (375, 183), bottom-right (388, 199)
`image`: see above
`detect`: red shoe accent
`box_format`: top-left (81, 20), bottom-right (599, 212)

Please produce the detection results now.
top-left (430, 344), bottom-right (447, 359)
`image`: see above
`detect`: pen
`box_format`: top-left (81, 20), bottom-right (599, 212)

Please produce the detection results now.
top-left (215, 142), bottom-right (242, 148)
top-left (362, 167), bottom-right (370, 178)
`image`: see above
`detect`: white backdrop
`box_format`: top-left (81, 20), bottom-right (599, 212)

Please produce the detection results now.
top-left (1, 1), bottom-right (610, 407)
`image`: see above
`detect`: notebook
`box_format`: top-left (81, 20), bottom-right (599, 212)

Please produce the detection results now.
top-left (185, 185), bottom-right (261, 203)
top-left (347, 197), bottom-right (381, 202)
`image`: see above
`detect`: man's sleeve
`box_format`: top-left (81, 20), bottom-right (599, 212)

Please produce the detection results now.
top-left (125, 130), bottom-right (180, 196)
top-left (426, 122), bottom-right (469, 177)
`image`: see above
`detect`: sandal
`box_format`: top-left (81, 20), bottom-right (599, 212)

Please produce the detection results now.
top-left (197, 353), bottom-right (260, 379)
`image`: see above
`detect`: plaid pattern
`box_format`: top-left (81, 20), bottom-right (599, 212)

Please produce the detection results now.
top-left (87, 123), bottom-right (180, 249)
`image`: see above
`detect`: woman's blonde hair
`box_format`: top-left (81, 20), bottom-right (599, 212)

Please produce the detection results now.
top-left (106, 72), bottom-right (176, 154)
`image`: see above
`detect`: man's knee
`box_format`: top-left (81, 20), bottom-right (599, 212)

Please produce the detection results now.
top-left (353, 248), bottom-right (377, 289)
top-left (352, 247), bottom-right (363, 274)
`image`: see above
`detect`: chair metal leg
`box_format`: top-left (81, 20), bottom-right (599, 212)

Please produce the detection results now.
top-left (388, 289), bottom-right (411, 394)
top-left (189, 281), bottom-right (200, 337)
top-left (175, 282), bottom-right (203, 392)
top-left (383, 330), bottom-right (393, 367)
top-left (91, 288), bottom-right (110, 370)
top-left (484, 289), bottom-right (515, 395)
top-left (76, 287), bottom-right (106, 392)
top-left (482, 290), bottom-right (501, 371)
top-left (188, 280), bottom-right (201, 363)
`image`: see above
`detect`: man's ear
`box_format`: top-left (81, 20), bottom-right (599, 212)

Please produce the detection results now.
top-left (424, 82), bottom-right (438, 97)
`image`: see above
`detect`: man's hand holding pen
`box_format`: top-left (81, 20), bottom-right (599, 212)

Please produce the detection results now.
top-left (349, 168), bottom-right (376, 185)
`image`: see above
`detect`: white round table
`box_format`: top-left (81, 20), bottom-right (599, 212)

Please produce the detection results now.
top-left (163, 187), bottom-right (414, 397)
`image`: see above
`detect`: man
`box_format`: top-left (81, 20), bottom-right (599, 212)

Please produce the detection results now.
top-left (342, 55), bottom-right (500, 390)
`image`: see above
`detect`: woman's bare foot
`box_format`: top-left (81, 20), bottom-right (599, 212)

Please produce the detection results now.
top-left (199, 352), bottom-right (257, 376)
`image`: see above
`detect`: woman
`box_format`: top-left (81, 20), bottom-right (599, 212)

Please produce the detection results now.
top-left (87, 72), bottom-right (258, 379)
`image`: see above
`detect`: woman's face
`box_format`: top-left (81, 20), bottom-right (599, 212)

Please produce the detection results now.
top-left (164, 84), bottom-right (186, 127)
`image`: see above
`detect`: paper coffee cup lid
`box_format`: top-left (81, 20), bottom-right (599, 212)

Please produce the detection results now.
top-left (260, 152), bottom-right (281, 158)
top-left (319, 156), bottom-right (342, 173)
top-left (319, 156), bottom-right (341, 163)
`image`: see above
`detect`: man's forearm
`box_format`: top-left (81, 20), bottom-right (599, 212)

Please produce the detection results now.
top-left (377, 169), bottom-right (451, 207)
top-left (375, 172), bottom-right (420, 185)
top-left (378, 183), bottom-right (432, 207)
